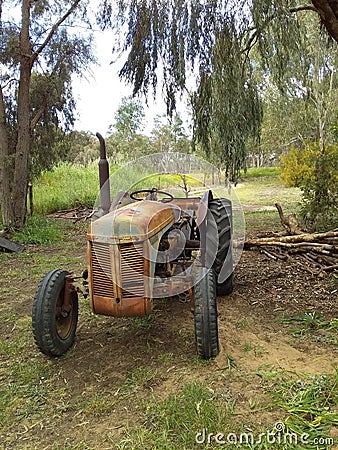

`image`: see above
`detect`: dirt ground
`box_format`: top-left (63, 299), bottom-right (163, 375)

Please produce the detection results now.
top-left (0, 215), bottom-right (337, 449)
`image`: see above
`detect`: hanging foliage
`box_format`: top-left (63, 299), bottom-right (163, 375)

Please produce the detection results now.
top-left (97, 1), bottom-right (337, 177)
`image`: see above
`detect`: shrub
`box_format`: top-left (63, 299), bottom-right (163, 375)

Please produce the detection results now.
top-left (280, 142), bottom-right (338, 231)
top-left (280, 146), bottom-right (317, 187)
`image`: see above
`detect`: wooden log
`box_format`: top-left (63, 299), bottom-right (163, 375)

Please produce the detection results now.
top-left (274, 203), bottom-right (305, 235)
top-left (245, 230), bottom-right (338, 246)
top-left (0, 237), bottom-right (25, 253)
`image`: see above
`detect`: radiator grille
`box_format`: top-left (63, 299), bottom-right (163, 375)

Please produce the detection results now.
top-left (91, 242), bottom-right (115, 298)
top-left (120, 243), bottom-right (145, 298)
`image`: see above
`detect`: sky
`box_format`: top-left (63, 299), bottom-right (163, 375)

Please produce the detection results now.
top-left (72, 27), bottom-right (173, 137)
top-left (3, 0), bottom-right (189, 137)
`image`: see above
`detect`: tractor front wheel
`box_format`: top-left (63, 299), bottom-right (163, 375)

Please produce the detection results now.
top-left (194, 267), bottom-right (219, 359)
top-left (32, 269), bottom-right (78, 357)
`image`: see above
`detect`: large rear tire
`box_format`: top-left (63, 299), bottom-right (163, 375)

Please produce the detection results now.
top-left (32, 269), bottom-right (78, 357)
top-left (207, 198), bottom-right (234, 296)
top-left (194, 267), bottom-right (219, 359)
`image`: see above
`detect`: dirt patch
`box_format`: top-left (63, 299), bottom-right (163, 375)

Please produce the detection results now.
top-left (0, 224), bottom-right (337, 449)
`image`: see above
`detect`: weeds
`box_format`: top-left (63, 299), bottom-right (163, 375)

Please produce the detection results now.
top-left (258, 369), bottom-right (338, 449)
top-left (281, 311), bottom-right (338, 336)
top-left (33, 163), bottom-right (100, 214)
top-left (115, 370), bottom-right (338, 449)
top-left (116, 381), bottom-right (229, 449)
top-left (13, 214), bottom-right (64, 244)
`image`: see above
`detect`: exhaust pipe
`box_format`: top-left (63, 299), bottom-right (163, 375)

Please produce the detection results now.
top-left (96, 132), bottom-right (111, 213)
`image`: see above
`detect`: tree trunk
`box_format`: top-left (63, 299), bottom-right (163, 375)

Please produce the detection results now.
top-left (0, 87), bottom-right (14, 227)
top-left (11, 0), bottom-right (32, 228)
top-left (0, 0), bottom-right (82, 230)
top-left (311, 0), bottom-right (338, 43)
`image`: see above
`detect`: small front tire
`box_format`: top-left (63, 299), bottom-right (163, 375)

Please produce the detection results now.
top-left (194, 267), bottom-right (219, 359)
top-left (32, 269), bottom-right (78, 357)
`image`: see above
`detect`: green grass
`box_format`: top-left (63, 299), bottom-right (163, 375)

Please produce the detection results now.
top-left (280, 311), bottom-right (338, 347)
top-left (116, 381), bottom-right (229, 449)
top-left (258, 369), bottom-right (338, 449)
top-left (32, 163), bottom-right (204, 215)
top-left (235, 178), bottom-right (301, 211)
top-left (13, 214), bottom-right (64, 244)
top-left (241, 167), bottom-right (281, 178)
top-left (115, 370), bottom-right (338, 449)
top-left (31, 162), bottom-right (299, 220)
top-left (34, 163), bottom-right (100, 214)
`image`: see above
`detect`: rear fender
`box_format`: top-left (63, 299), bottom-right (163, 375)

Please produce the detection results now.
top-left (196, 190), bottom-right (213, 266)
top-left (196, 190), bottom-right (213, 228)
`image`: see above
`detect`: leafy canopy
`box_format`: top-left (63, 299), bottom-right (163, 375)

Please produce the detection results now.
top-left (97, 0), bottom-right (325, 177)
top-left (0, 0), bottom-right (95, 178)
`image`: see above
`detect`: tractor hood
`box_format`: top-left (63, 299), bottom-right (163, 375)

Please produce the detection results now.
top-left (88, 200), bottom-right (181, 244)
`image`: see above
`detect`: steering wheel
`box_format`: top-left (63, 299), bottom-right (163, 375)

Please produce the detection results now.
top-left (130, 188), bottom-right (174, 203)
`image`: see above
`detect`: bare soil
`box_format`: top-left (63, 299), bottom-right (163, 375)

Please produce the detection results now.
top-left (0, 216), bottom-right (337, 449)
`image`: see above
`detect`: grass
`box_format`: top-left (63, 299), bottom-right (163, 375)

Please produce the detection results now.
top-left (13, 214), bottom-right (64, 244)
top-left (116, 381), bottom-right (229, 449)
top-left (32, 163), bottom-right (204, 215)
top-left (115, 370), bottom-right (338, 449)
top-left (241, 167), bottom-right (281, 178)
top-left (280, 311), bottom-right (338, 347)
top-left (0, 165), bottom-right (336, 449)
top-left (32, 162), bottom-right (297, 216)
top-left (33, 162), bottom-right (100, 214)
top-left (234, 177), bottom-right (301, 212)
top-left (258, 369), bottom-right (338, 449)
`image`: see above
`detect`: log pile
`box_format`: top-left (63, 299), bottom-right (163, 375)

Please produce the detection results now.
top-left (244, 204), bottom-right (338, 275)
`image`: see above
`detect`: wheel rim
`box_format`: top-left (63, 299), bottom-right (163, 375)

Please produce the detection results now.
top-left (55, 288), bottom-right (74, 339)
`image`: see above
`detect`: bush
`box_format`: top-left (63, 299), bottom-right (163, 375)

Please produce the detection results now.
top-left (280, 146), bottom-right (317, 187)
top-left (280, 142), bottom-right (338, 231)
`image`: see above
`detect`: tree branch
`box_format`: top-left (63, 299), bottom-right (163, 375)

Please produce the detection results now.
top-left (242, 3), bottom-right (327, 56)
top-left (0, 78), bottom-right (18, 91)
top-left (311, 0), bottom-right (338, 43)
top-left (30, 107), bottom-right (45, 131)
top-left (32, 0), bottom-right (81, 63)
top-left (30, 49), bottom-right (74, 132)
top-left (289, 5), bottom-right (318, 12)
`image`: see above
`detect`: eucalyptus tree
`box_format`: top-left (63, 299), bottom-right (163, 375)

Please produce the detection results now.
top-left (258, 10), bottom-right (338, 161)
top-left (0, 0), bottom-right (94, 229)
top-left (150, 114), bottom-right (191, 154)
top-left (97, 0), bottom-right (337, 180)
top-left (106, 96), bottom-right (150, 160)
top-left (109, 96), bottom-right (145, 139)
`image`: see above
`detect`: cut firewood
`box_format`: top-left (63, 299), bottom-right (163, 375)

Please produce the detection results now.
top-left (260, 248), bottom-right (288, 260)
top-left (244, 204), bottom-right (337, 274)
top-left (245, 230), bottom-right (338, 246)
top-left (274, 203), bottom-right (305, 235)
top-left (260, 248), bottom-right (278, 260)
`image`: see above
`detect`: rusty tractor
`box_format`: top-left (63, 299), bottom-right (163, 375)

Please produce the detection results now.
top-left (32, 134), bottom-right (233, 359)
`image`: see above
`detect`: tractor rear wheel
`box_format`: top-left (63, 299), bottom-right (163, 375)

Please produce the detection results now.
top-left (32, 269), bottom-right (78, 357)
top-left (194, 267), bottom-right (219, 359)
top-left (207, 198), bottom-right (234, 296)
